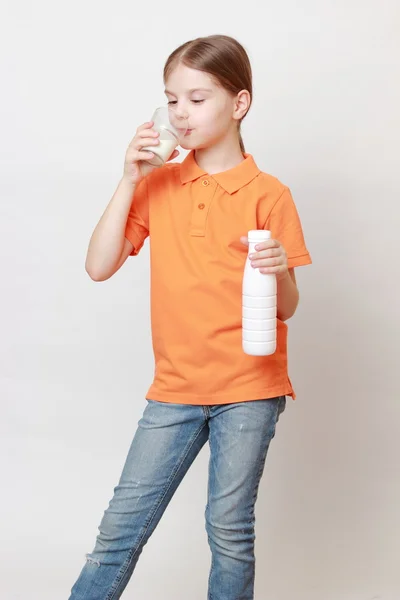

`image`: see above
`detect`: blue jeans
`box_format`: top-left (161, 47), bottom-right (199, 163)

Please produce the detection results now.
top-left (69, 395), bottom-right (286, 600)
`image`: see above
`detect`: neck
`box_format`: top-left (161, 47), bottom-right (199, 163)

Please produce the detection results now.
top-left (194, 131), bottom-right (245, 175)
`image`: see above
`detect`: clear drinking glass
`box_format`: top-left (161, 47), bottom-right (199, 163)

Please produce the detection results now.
top-left (142, 106), bottom-right (188, 166)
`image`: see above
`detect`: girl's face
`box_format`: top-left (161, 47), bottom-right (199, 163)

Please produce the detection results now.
top-left (165, 64), bottom-right (245, 151)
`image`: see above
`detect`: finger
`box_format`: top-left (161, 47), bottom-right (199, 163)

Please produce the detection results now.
top-left (252, 257), bottom-right (283, 268)
top-left (254, 239), bottom-right (280, 250)
top-left (137, 150), bottom-right (155, 160)
top-left (259, 266), bottom-right (287, 275)
top-left (137, 121), bottom-right (154, 133)
top-left (128, 128), bottom-right (157, 148)
top-left (134, 137), bottom-right (160, 149)
top-left (167, 149), bottom-right (180, 161)
top-left (137, 128), bottom-right (159, 139)
top-left (240, 236), bottom-right (249, 245)
top-left (251, 248), bottom-right (281, 260)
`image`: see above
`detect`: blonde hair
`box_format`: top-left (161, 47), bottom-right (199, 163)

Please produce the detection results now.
top-left (163, 35), bottom-right (253, 152)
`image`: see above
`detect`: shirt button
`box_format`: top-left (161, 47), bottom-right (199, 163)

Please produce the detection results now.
top-left (202, 180), bottom-right (210, 187)
top-left (198, 203), bottom-right (205, 210)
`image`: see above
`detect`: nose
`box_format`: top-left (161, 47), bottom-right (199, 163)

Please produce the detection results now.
top-left (170, 103), bottom-right (189, 120)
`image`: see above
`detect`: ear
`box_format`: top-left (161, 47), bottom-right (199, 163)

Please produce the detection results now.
top-left (233, 90), bottom-right (251, 121)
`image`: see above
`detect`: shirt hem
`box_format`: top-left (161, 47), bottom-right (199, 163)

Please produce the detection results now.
top-left (125, 228), bottom-right (145, 256)
top-left (288, 253), bottom-right (312, 268)
top-left (145, 382), bottom-right (296, 405)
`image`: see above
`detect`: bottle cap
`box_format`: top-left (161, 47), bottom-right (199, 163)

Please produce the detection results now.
top-left (248, 230), bottom-right (271, 241)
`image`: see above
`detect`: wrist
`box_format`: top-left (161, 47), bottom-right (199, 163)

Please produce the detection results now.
top-left (276, 268), bottom-right (290, 283)
top-left (120, 175), bottom-right (137, 190)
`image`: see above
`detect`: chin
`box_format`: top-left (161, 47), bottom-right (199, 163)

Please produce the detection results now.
top-left (180, 139), bottom-right (209, 152)
top-left (180, 132), bottom-right (212, 152)
top-left (180, 138), bottom-right (199, 151)
top-left (179, 141), bottom-right (194, 151)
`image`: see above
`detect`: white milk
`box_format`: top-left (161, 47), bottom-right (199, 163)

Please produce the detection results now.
top-left (143, 138), bottom-right (177, 167)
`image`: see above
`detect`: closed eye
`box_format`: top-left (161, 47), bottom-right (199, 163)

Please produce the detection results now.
top-left (167, 100), bottom-right (205, 106)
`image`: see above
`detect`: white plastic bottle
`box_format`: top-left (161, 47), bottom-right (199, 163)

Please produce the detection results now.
top-left (242, 230), bottom-right (277, 356)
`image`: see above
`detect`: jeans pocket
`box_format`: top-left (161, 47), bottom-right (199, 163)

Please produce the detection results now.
top-left (277, 395), bottom-right (286, 419)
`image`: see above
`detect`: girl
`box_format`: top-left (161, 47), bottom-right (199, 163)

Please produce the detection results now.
top-left (69, 34), bottom-right (311, 600)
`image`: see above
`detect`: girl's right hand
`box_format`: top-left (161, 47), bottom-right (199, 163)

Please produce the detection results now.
top-left (123, 121), bottom-right (179, 186)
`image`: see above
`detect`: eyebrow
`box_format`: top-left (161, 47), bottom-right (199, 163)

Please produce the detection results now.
top-left (164, 87), bottom-right (213, 95)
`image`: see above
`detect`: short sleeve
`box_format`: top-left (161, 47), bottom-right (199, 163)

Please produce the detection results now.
top-left (124, 177), bottom-right (149, 256)
top-left (265, 187), bottom-right (312, 268)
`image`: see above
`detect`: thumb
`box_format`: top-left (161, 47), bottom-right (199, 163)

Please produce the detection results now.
top-left (167, 149), bottom-right (180, 162)
top-left (240, 235), bottom-right (249, 246)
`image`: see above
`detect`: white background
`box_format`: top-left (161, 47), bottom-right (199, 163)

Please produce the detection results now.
top-left (1, 1), bottom-right (399, 598)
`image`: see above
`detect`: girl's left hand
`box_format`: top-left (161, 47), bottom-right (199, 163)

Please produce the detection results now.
top-left (240, 235), bottom-right (288, 281)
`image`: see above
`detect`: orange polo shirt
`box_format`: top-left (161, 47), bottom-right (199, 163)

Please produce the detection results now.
top-left (125, 150), bottom-right (311, 405)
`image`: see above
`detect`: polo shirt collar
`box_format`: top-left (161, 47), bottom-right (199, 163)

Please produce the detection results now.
top-left (180, 150), bottom-right (260, 194)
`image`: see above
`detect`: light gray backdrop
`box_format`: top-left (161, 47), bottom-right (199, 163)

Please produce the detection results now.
top-left (1, 1), bottom-right (399, 599)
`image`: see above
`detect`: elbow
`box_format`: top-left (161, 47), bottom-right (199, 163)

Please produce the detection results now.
top-left (277, 311), bottom-right (293, 322)
top-left (278, 297), bottom-right (300, 322)
top-left (85, 261), bottom-right (109, 282)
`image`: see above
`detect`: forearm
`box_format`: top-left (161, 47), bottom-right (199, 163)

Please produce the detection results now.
top-left (85, 177), bottom-right (135, 280)
top-left (277, 271), bottom-right (299, 321)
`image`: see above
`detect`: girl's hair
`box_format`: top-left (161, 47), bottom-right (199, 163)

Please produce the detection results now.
top-left (163, 35), bottom-right (252, 153)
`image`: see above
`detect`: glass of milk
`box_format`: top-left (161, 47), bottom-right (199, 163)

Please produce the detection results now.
top-left (142, 106), bottom-right (187, 167)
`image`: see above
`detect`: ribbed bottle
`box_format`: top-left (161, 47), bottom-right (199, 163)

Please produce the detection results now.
top-left (242, 230), bottom-right (277, 356)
